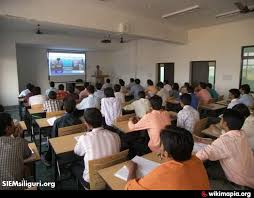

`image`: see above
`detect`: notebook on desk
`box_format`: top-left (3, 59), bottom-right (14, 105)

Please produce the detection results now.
top-left (114, 156), bottom-right (160, 181)
top-left (47, 117), bottom-right (57, 126)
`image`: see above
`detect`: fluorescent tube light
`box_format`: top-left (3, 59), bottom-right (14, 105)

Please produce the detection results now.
top-left (162, 5), bottom-right (200, 18)
top-left (216, 10), bottom-right (240, 18)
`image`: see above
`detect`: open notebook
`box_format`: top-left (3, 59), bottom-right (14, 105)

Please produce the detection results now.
top-left (114, 156), bottom-right (160, 181)
top-left (47, 117), bottom-right (57, 126)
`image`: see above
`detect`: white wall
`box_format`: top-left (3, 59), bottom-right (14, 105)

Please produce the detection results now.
top-left (110, 18), bottom-right (254, 95)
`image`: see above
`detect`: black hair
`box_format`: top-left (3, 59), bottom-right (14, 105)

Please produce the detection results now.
top-left (63, 97), bottom-right (76, 113)
top-left (164, 80), bottom-right (169, 85)
top-left (114, 84), bottom-right (121, 92)
top-left (95, 83), bottom-right (102, 90)
top-left (0, 112), bottom-right (13, 137)
top-left (240, 84), bottom-right (251, 94)
top-left (0, 105), bottom-right (4, 113)
top-left (156, 82), bottom-right (164, 89)
top-left (180, 93), bottom-right (192, 106)
top-left (58, 84), bottom-right (65, 90)
top-left (26, 83), bottom-right (33, 90)
top-left (149, 95), bottom-right (162, 110)
top-left (206, 83), bottom-right (212, 89)
top-left (160, 125), bottom-right (194, 162)
top-left (84, 108), bottom-right (103, 128)
top-left (147, 79), bottom-right (154, 86)
top-left (87, 85), bottom-right (95, 94)
top-left (135, 79), bottom-right (140, 84)
top-left (104, 87), bottom-right (115, 98)
top-left (130, 78), bottom-right (135, 83)
top-left (232, 103), bottom-right (250, 119)
top-left (138, 91), bottom-right (146, 99)
top-left (119, 79), bottom-right (125, 86)
top-left (172, 83), bottom-right (179, 91)
top-left (84, 82), bottom-right (90, 88)
top-left (48, 91), bottom-right (57, 100)
top-left (50, 81), bottom-right (55, 88)
top-left (229, 89), bottom-right (240, 99)
top-left (67, 84), bottom-right (75, 94)
top-left (184, 82), bottom-right (190, 88)
top-left (106, 79), bottom-right (110, 83)
top-left (33, 87), bottom-right (41, 95)
top-left (222, 109), bottom-right (245, 130)
top-left (187, 86), bottom-right (194, 93)
top-left (199, 82), bottom-right (207, 89)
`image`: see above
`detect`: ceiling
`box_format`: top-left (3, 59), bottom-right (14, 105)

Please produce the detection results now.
top-left (96, 0), bottom-right (254, 29)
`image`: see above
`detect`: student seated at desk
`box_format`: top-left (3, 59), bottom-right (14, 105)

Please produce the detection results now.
top-left (29, 86), bottom-right (46, 106)
top-left (227, 89), bottom-right (241, 109)
top-left (76, 85), bottom-right (100, 110)
top-left (114, 84), bottom-right (125, 104)
top-left (119, 79), bottom-right (128, 94)
top-left (156, 82), bottom-right (169, 108)
top-left (128, 95), bottom-right (171, 152)
top-left (238, 84), bottom-right (254, 108)
top-left (195, 82), bottom-right (212, 105)
top-left (66, 84), bottom-right (79, 101)
top-left (72, 108), bottom-right (120, 187)
top-left (127, 78), bottom-right (135, 90)
top-left (57, 84), bottom-right (68, 101)
top-left (94, 83), bottom-right (105, 102)
top-left (177, 93), bottom-right (200, 133)
top-left (19, 83), bottom-right (33, 98)
top-left (42, 97), bottom-right (82, 165)
top-left (196, 109), bottom-right (254, 189)
top-left (232, 104), bottom-right (254, 150)
top-left (128, 79), bottom-right (144, 100)
top-left (123, 91), bottom-right (150, 118)
top-left (125, 126), bottom-right (210, 190)
top-left (145, 79), bottom-right (158, 98)
top-left (102, 79), bottom-right (113, 90)
top-left (45, 81), bottom-right (58, 97)
top-left (169, 83), bottom-right (180, 100)
top-left (187, 86), bottom-right (199, 110)
top-left (206, 83), bottom-right (219, 101)
top-left (101, 87), bottom-right (122, 127)
top-left (0, 113), bottom-right (33, 190)
top-left (163, 80), bottom-right (172, 92)
top-left (43, 91), bottom-right (62, 112)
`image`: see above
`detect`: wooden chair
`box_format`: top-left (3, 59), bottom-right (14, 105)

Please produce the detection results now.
top-left (193, 118), bottom-right (208, 138)
top-left (218, 95), bottom-right (224, 101)
top-left (31, 104), bottom-right (43, 110)
top-left (58, 124), bottom-right (86, 137)
top-left (88, 149), bottom-right (129, 190)
top-left (46, 110), bottom-right (65, 118)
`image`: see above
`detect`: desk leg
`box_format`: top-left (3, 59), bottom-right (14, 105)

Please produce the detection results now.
top-left (39, 128), bottom-right (42, 155)
top-left (52, 149), bottom-right (58, 189)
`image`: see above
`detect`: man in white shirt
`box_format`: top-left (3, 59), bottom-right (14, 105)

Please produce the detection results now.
top-left (123, 91), bottom-right (151, 118)
top-left (29, 87), bottom-right (46, 106)
top-left (177, 93), bottom-right (200, 133)
top-left (19, 83), bottom-right (33, 98)
top-left (45, 81), bottom-right (58, 97)
top-left (72, 108), bottom-right (120, 186)
top-left (156, 82), bottom-right (169, 108)
top-left (102, 79), bottom-right (112, 90)
top-left (163, 80), bottom-right (172, 92)
top-left (238, 84), bottom-right (254, 107)
top-left (76, 85), bottom-right (100, 110)
top-left (101, 87), bottom-right (122, 126)
top-left (227, 89), bottom-right (241, 109)
top-left (94, 83), bottom-right (105, 102)
top-left (114, 84), bottom-right (125, 104)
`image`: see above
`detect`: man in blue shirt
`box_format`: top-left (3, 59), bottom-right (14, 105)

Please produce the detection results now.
top-left (187, 86), bottom-right (199, 110)
top-left (128, 79), bottom-right (144, 100)
top-left (239, 84), bottom-right (254, 107)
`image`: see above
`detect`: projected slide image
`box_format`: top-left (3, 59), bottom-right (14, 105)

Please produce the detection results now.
top-left (48, 52), bottom-right (85, 76)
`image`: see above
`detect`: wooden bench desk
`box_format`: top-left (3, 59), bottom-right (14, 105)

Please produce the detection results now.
top-left (201, 124), bottom-right (222, 138)
top-left (199, 103), bottom-right (227, 111)
top-left (215, 100), bottom-right (229, 106)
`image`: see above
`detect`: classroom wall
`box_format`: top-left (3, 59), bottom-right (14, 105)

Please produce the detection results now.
top-left (110, 18), bottom-right (254, 95)
top-left (16, 46), bottom-right (113, 95)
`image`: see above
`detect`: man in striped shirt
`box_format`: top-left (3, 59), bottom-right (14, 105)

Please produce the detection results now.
top-left (72, 108), bottom-right (121, 188)
top-left (43, 91), bottom-right (62, 112)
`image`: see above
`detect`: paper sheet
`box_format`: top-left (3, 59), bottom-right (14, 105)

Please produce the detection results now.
top-left (47, 117), bottom-right (57, 126)
top-left (74, 136), bottom-right (81, 142)
top-left (114, 156), bottom-right (160, 181)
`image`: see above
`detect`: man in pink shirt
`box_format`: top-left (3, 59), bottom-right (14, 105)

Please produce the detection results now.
top-left (128, 95), bottom-right (171, 152)
top-left (196, 82), bottom-right (212, 105)
top-left (196, 109), bottom-right (254, 189)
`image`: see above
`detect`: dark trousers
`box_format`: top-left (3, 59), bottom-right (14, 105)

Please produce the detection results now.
top-left (71, 159), bottom-right (90, 189)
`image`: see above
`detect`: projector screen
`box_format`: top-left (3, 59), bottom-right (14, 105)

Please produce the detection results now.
top-left (48, 51), bottom-right (86, 76)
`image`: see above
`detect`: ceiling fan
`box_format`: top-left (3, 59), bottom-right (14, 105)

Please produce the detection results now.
top-left (101, 34), bottom-right (111, 43)
top-left (216, 1), bottom-right (254, 18)
top-left (120, 36), bottom-right (128, 43)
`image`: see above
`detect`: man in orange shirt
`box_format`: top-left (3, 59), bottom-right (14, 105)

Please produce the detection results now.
top-left (125, 126), bottom-right (210, 190)
top-left (196, 82), bottom-right (212, 105)
top-left (128, 95), bottom-right (171, 152)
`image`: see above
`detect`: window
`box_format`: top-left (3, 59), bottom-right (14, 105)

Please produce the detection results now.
top-left (240, 46), bottom-right (254, 91)
top-left (208, 61), bottom-right (216, 87)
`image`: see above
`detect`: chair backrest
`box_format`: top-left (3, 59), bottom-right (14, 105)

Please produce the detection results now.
top-left (58, 124), bottom-right (86, 137)
top-left (88, 149), bottom-right (129, 190)
top-left (31, 104), bottom-right (43, 110)
top-left (46, 110), bottom-right (65, 118)
top-left (218, 95), bottom-right (224, 101)
top-left (193, 118), bottom-right (208, 138)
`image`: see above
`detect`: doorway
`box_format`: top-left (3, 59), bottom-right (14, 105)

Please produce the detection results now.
top-left (157, 63), bottom-right (174, 84)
